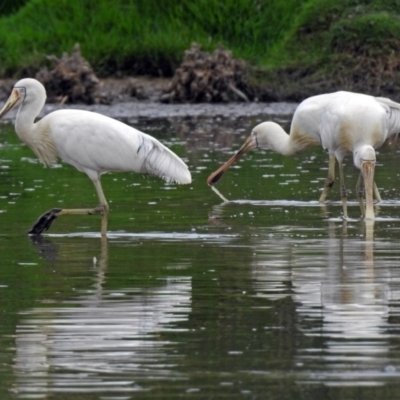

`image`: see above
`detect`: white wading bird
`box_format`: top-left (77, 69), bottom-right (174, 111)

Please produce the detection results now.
top-left (0, 78), bottom-right (191, 235)
top-left (207, 91), bottom-right (400, 220)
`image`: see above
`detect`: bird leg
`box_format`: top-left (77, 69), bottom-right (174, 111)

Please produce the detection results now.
top-left (28, 179), bottom-right (110, 236)
top-left (338, 161), bottom-right (348, 219)
top-left (93, 179), bottom-right (109, 236)
top-left (373, 182), bottom-right (382, 202)
top-left (319, 154), bottom-right (336, 203)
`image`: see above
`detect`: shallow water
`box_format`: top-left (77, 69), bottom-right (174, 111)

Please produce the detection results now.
top-left (1, 109), bottom-right (400, 399)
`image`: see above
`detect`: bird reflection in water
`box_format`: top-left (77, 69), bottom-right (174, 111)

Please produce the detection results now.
top-left (249, 218), bottom-right (388, 384)
top-left (15, 236), bottom-right (192, 397)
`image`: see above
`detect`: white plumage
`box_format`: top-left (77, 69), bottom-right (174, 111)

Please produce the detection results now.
top-left (208, 91), bottom-right (400, 220)
top-left (41, 109), bottom-right (191, 183)
top-left (0, 78), bottom-right (191, 234)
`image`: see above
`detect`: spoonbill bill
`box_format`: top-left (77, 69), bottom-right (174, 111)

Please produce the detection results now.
top-left (0, 78), bottom-right (191, 235)
top-left (207, 91), bottom-right (400, 220)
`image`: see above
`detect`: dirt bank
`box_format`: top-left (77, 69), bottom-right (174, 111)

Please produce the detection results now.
top-left (0, 76), bottom-right (298, 123)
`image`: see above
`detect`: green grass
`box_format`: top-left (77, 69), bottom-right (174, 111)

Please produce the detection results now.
top-left (0, 0), bottom-right (303, 77)
top-left (252, 0), bottom-right (400, 99)
top-left (268, 0), bottom-right (400, 67)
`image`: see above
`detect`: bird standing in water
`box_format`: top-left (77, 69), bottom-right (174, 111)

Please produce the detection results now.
top-left (0, 78), bottom-right (191, 235)
top-left (207, 91), bottom-right (400, 220)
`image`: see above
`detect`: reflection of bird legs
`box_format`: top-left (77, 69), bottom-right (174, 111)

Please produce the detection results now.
top-left (361, 220), bottom-right (375, 271)
top-left (93, 235), bottom-right (109, 298)
top-left (28, 178), bottom-right (109, 236)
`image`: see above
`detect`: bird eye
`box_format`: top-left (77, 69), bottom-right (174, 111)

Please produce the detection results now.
top-left (16, 87), bottom-right (27, 102)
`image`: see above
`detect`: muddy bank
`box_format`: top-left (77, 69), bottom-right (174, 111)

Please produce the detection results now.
top-left (0, 76), bottom-right (298, 124)
top-left (1, 39), bottom-right (397, 109)
top-left (0, 97), bottom-right (298, 124)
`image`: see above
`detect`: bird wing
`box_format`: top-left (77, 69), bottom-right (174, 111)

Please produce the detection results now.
top-left (136, 132), bottom-right (192, 184)
top-left (44, 110), bottom-right (191, 184)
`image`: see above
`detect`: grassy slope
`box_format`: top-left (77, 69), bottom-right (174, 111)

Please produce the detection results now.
top-left (263, 0), bottom-right (400, 99)
top-left (0, 0), bottom-right (303, 77)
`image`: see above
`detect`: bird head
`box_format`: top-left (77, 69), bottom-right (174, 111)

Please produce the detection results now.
top-left (353, 145), bottom-right (376, 170)
top-left (206, 122), bottom-right (281, 185)
top-left (0, 87), bottom-right (23, 119)
top-left (0, 78), bottom-right (46, 119)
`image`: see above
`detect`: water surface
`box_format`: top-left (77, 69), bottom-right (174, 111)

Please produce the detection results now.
top-left (1, 109), bottom-right (400, 399)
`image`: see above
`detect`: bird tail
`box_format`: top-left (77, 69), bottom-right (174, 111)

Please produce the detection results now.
top-left (141, 139), bottom-right (191, 184)
top-left (375, 96), bottom-right (400, 110)
top-left (376, 97), bottom-right (400, 135)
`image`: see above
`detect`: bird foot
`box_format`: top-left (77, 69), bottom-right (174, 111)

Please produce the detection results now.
top-left (28, 208), bottom-right (62, 235)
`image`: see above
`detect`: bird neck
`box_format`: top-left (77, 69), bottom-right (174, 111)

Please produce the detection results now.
top-left (256, 123), bottom-right (293, 156)
top-left (274, 133), bottom-right (294, 156)
top-left (14, 99), bottom-right (43, 144)
top-left (269, 127), bottom-right (301, 156)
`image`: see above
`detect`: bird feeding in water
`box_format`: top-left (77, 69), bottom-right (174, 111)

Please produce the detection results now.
top-left (0, 78), bottom-right (191, 235)
top-left (207, 91), bottom-right (400, 220)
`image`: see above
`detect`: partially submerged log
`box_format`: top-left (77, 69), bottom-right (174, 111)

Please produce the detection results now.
top-left (162, 43), bottom-right (254, 103)
top-left (35, 43), bottom-right (104, 104)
